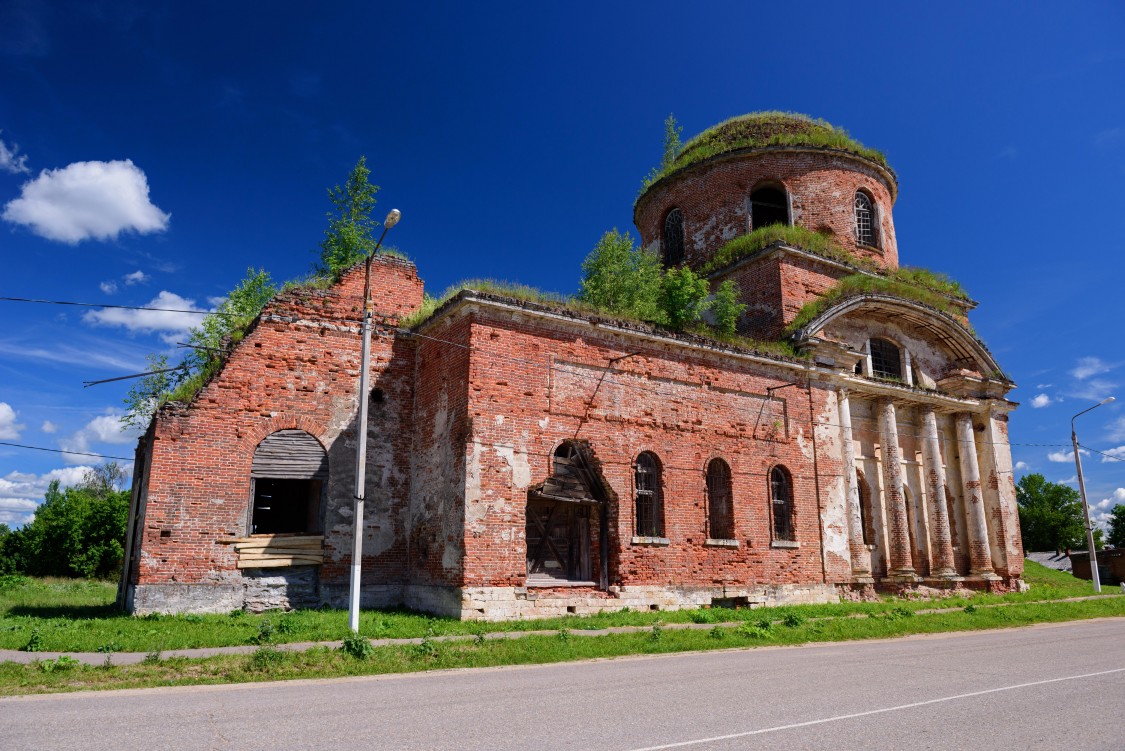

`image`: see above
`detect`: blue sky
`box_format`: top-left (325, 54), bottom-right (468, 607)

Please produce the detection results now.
top-left (1, 1), bottom-right (1123, 530)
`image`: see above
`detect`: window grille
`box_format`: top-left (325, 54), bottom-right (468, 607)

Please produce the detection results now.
top-left (869, 338), bottom-right (903, 380)
top-left (663, 208), bottom-right (684, 267)
top-left (706, 458), bottom-right (734, 539)
top-left (634, 452), bottom-right (663, 537)
top-left (770, 466), bottom-right (794, 542)
top-left (854, 192), bottom-right (876, 247)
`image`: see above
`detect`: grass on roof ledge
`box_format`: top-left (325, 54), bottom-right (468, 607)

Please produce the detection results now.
top-left (640, 112), bottom-right (891, 198)
top-left (785, 274), bottom-right (969, 337)
top-left (400, 279), bottom-right (799, 358)
top-left (703, 224), bottom-right (971, 302)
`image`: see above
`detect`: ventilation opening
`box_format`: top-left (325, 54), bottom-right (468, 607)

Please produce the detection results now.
top-left (371, 387), bottom-right (385, 403)
top-left (712, 596), bottom-right (751, 610)
top-left (567, 605), bottom-right (577, 614)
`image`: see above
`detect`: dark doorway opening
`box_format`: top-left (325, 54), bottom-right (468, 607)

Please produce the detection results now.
top-left (251, 478), bottom-right (323, 535)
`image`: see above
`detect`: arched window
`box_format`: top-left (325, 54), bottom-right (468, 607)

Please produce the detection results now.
top-left (250, 430), bottom-right (328, 535)
top-left (945, 484), bottom-right (959, 548)
top-left (750, 186), bottom-right (789, 230)
top-left (663, 208), bottom-right (685, 267)
top-left (869, 338), bottom-right (903, 380)
top-left (854, 191), bottom-right (877, 247)
top-left (634, 452), bottom-right (664, 537)
top-left (706, 458), bottom-right (734, 540)
top-left (770, 465), bottom-right (795, 542)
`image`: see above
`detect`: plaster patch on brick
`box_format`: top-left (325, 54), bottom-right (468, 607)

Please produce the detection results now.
top-left (493, 443), bottom-right (532, 490)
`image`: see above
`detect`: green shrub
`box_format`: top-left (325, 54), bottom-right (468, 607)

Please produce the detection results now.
top-left (782, 612), bottom-right (807, 628)
top-left (340, 632), bottom-right (375, 660)
top-left (23, 627), bottom-right (44, 653)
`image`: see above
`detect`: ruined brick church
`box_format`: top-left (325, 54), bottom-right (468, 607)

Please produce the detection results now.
top-left (120, 113), bottom-right (1024, 619)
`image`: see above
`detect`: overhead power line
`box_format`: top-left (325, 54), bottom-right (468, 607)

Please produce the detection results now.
top-left (0, 296), bottom-right (233, 317)
top-left (0, 441), bottom-right (133, 461)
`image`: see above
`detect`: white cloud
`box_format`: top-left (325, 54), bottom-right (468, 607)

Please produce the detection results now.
top-left (1030, 393), bottom-right (1052, 408)
top-left (1072, 357), bottom-right (1111, 380)
top-left (83, 290), bottom-right (206, 344)
top-left (40, 420), bottom-right (57, 434)
top-left (1014, 461), bottom-right (1030, 471)
top-left (99, 280), bottom-right (118, 295)
top-left (1047, 448), bottom-right (1088, 463)
top-left (0, 466), bottom-right (94, 527)
top-left (0, 132), bottom-right (30, 174)
top-left (1070, 378), bottom-right (1117, 402)
top-left (58, 411), bottom-right (141, 464)
top-left (1107, 416), bottom-right (1125, 443)
top-left (1099, 446), bottom-right (1125, 463)
top-left (1, 159), bottom-right (170, 243)
top-left (0, 402), bottom-right (25, 440)
top-left (123, 270), bottom-right (149, 285)
top-left (1035, 383), bottom-right (1053, 389)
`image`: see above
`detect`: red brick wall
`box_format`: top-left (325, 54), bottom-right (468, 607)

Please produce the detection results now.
top-left (135, 257), bottom-right (424, 587)
top-left (635, 149), bottom-right (898, 271)
top-left (457, 303), bottom-right (842, 590)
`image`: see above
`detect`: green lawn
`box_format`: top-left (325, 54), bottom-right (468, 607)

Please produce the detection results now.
top-left (2, 595), bottom-right (1123, 696)
top-left (0, 562), bottom-right (1117, 654)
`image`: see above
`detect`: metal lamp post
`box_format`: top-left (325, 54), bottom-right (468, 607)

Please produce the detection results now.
top-left (1071, 395), bottom-right (1114, 594)
top-left (348, 208), bottom-right (401, 633)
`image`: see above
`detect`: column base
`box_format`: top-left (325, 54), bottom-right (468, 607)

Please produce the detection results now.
top-left (850, 575), bottom-right (876, 585)
top-left (920, 575), bottom-right (965, 588)
top-left (970, 570), bottom-right (1001, 581)
top-left (882, 571), bottom-right (921, 584)
top-left (930, 568), bottom-right (962, 581)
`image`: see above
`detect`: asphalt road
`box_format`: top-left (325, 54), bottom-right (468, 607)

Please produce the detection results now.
top-left (3, 619), bottom-right (1123, 751)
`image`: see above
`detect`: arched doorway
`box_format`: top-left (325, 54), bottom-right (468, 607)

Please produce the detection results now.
top-left (526, 442), bottom-right (609, 587)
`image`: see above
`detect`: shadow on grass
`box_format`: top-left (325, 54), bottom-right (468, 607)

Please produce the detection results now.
top-left (7, 604), bottom-right (122, 619)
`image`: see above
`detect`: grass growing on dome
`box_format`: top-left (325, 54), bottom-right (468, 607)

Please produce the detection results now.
top-left (640, 112), bottom-right (890, 196)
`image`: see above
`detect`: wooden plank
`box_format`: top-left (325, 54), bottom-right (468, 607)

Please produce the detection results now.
top-left (236, 557), bottom-right (323, 569)
top-left (218, 534), bottom-right (324, 545)
top-left (238, 548), bottom-right (324, 558)
top-left (251, 429), bottom-right (328, 479)
top-left (234, 540), bottom-right (323, 550)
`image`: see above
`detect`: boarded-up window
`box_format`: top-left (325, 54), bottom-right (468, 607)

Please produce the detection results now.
top-left (250, 430), bottom-right (327, 535)
top-left (706, 458), bottom-right (734, 540)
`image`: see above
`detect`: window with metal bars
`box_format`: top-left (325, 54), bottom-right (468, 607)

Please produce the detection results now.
top-left (663, 208), bottom-right (684, 267)
top-left (770, 465), bottom-right (795, 542)
top-left (869, 338), bottom-right (903, 380)
top-left (854, 191), bottom-right (876, 247)
top-left (706, 458), bottom-right (734, 540)
top-left (634, 452), bottom-right (663, 537)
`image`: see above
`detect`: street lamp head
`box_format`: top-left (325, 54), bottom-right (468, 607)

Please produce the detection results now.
top-left (1101, 396), bottom-right (1116, 405)
top-left (384, 209), bottom-right (401, 229)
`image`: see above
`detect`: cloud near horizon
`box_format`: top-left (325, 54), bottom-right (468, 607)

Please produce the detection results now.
top-left (1, 159), bottom-right (169, 243)
top-left (58, 411), bottom-right (142, 464)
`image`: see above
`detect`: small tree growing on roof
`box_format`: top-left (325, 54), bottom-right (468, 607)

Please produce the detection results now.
top-left (315, 156), bottom-right (382, 280)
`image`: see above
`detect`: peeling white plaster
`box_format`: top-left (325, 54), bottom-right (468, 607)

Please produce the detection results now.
top-left (493, 443), bottom-right (532, 490)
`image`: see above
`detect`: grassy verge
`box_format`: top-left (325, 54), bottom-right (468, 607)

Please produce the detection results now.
top-left (3, 596), bottom-right (1122, 696)
top-left (0, 563), bottom-right (1117, 655)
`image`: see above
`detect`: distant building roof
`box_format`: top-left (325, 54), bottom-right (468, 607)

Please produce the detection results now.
top-left (1026, 552), bottom-right (1073, 573)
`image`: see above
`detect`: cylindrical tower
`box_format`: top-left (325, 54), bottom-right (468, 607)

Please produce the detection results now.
top-left (634, 112), bottom-right (899, 270)
top-left (633, 113), bottom-right (900, 339)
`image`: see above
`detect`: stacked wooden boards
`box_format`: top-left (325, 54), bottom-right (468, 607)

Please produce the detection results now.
top-left (218, 534), bottom-right (324, 568)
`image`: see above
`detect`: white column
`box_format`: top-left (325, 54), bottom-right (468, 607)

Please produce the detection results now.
top-left (878, 398), bottom-right (915, 578)
top-left (921, 409), bottom-right (957, 578)
top-left (955, 412), bottom-right (996, 578)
